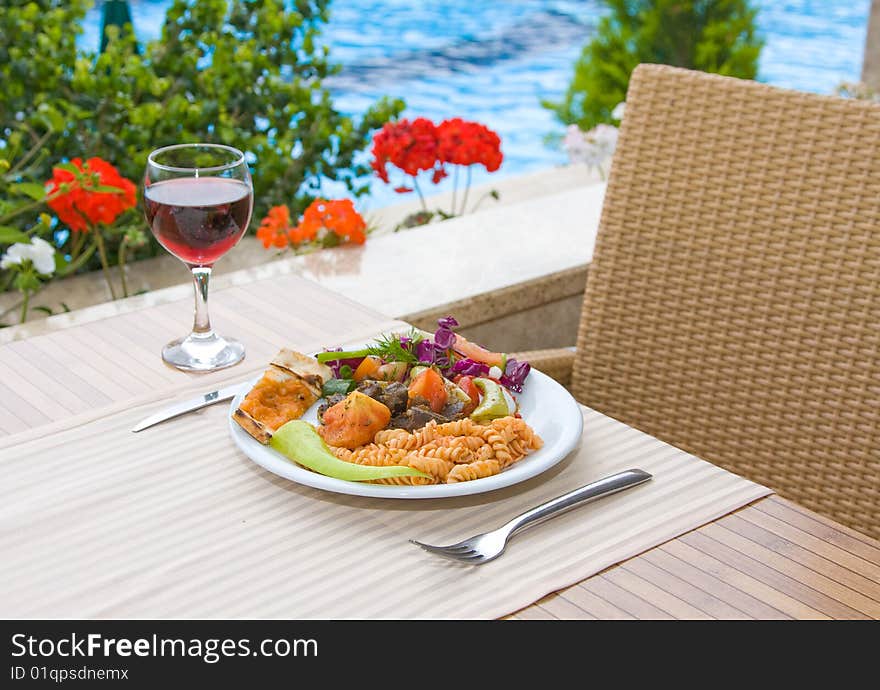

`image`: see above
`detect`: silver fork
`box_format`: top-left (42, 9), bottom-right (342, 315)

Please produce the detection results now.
top-left (410, 469), bottom-right (652, 565)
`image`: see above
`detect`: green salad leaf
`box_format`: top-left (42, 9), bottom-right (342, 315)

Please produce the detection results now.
top-left (322, 378), bottom-right (357, 397)
top-left (366, 329), bottom-right (424, 364)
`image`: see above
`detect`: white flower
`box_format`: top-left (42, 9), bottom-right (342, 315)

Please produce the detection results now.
top-left (563, 123), bottom-right (619, 168)
top-left (587, 123), bottom-right (619, 154)
top-left (1, 237), bottom-right (56, 275)
top-left (563, 124), bottom-right (602, 165)
top-left (563, 124), bottom-right (589, 160)
top-left (611, 101), bottom-right (626, 121)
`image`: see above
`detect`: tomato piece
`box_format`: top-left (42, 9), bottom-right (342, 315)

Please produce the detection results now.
top-left (318, 391), bottom-right (391, 449)
top-left (407, 367), bottom-right (449, 413)
top-left (455, 375), bottom-right (481, 415)
top-left (452, 334), bottom-right (506, 368)
top-left (352, 355), bottom-right (383, 382)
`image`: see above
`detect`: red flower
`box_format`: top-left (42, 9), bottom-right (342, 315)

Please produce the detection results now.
top-left (46, 157), bottom-right (136, 232)
top-left (371, 117), bottom-right (504, 193)
top-left (371, 118), bottom-right (439, 182)
top-left (288, 217), bottom-right (318, 245)
top-left (291, 199), bottom-right (367, 246)
top-left (437, 118), bottom-right (503, 172)
top-left (256, 205), bottom-right (292, 249)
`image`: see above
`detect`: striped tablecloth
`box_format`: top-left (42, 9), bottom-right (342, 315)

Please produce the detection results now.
top-left (0, 274), bottom-right (771, 618)
top-left (0, 274), bottom-right (403, 444)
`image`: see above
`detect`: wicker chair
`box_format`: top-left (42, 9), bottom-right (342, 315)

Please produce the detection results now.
top-left (514, 64), bottom-right (880, 539)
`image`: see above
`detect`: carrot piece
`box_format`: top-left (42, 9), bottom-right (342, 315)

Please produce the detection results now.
top-left (352, 355), bottom-right (383, 382)
top-left (452, 334), bottom-right (506, 368)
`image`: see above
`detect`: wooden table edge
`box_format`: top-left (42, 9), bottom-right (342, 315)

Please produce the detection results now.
top-left (507, 495), bottom-right (880, 620)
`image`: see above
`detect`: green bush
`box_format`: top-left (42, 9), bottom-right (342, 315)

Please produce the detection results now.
top-left (546, 0), bottom-right (763, 129)
top-left (0, 0), bottom-right (404, 266)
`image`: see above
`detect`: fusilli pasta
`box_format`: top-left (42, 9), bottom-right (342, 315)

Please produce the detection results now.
top-left (324, 414), bottom-right (543, 485)
top-left (447, 459), bottom-right (502, 483)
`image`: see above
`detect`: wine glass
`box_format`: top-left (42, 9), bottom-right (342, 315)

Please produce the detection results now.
top-left (143, 143), bottom-right (253, 372)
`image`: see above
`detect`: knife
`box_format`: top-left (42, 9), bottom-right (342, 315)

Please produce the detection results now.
top-left (131, 383), bottom-right (245, 432)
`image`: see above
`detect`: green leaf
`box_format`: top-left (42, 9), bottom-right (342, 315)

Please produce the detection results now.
top-left (52, 162), bottom-right (82, 175)
top-left (37, 103), bottom-right (66, 132)
top-left (0, 0), bottom-right (406, 240)
top-left (12, 183), bottom-right (47, 201)
top-left (90, 184), bottom-right (125, 194)
top-left (321, 378), bottom-right (357, 397)
top-left (366, 330), bottom-right (426, 364)
top-left (0, 226), bottom-right (30, 245)
top-left (14, 270), bottom-right (41, 292)
top-left (546, 0), bottom-right (761, 129)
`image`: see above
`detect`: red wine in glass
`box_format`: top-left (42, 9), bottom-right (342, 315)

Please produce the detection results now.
top-left (144, 143), bottom-right (253, 372)
top-left (144, 177), bottom-right (252, 266)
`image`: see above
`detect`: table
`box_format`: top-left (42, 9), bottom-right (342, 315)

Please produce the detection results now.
top-left (514, 495), bottom-right (880, 620)
top-left (2, 274), bottom-right (878, 619)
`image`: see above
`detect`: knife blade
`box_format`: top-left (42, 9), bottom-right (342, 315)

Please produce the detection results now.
top-left (131, 383), bottom-right (245, 432)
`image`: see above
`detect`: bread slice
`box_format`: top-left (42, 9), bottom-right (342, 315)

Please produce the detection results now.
top-left (270, 348), bottom-right (331, 398)
top-left (233, 349), bottom-right (333, 444)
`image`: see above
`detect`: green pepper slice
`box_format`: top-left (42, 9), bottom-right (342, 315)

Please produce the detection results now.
top-left (270, 420), bottom-right (430, 483)
top-left (469, 377), bottom-right (513, 422)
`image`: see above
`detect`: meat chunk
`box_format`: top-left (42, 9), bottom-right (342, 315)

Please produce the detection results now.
top-left (388, 406), bottom-right (452, 431)
top-left (317, 393), bottom-right (346, 423)
top-left (356, 380), bottom-right (408, 416)
top-left (440, 397), bottom-right (465, 419)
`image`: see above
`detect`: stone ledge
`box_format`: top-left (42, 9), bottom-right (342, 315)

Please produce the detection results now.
top-left (0, 163), bottom-right (601, 323)
top-left (406, 265), bottom-right (589, 351)
top-left (1, 167), bottom-right (605, 344)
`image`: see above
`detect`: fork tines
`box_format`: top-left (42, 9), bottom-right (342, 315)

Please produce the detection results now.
top-left (409, 539), bottom-right (493, 564)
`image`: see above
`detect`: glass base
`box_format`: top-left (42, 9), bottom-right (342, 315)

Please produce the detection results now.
top-left (161, 332), bottom-right (245, 372)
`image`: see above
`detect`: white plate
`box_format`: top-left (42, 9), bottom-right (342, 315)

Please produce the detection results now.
top-left (228, 368), bottom-right (583, 498)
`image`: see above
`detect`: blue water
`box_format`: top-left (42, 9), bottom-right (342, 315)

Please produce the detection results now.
top-left (79, 0), bottom-right (870, 209)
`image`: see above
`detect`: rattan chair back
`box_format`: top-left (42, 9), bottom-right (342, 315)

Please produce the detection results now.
top-left (572, 65), bottom-right (880, 538)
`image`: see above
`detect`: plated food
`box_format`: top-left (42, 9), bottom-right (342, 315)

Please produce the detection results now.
top-left (333, 416), bottom-right (543, 484)
top-left (232, 349), bottom-right (332, 443)
top-left (232, 317), bottom-right (543, 486)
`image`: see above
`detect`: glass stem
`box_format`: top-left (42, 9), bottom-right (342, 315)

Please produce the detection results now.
top-left (190, 266), bottom-right (214, 338)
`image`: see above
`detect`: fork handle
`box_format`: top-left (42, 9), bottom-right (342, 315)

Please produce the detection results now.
top-left (502, 469), bottom-right (652, 538)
